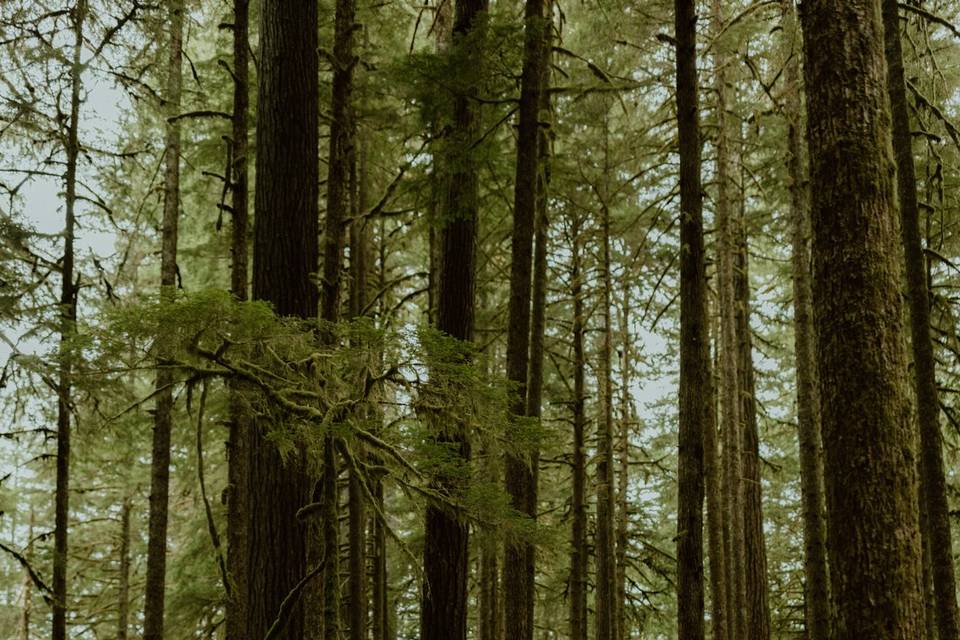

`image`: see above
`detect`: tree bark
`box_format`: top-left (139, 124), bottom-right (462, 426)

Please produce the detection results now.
top-left (779, 4), bottom-right (831, 638)
top-left (569, 211), bottom-right (588, 640)
top-left (735, 180), bottom-right (771, 640)
top-left (419, 0), bottom-right (484, 636)
top-left (882, 1), bottom-right (960, 637)
top-left (710, 5), bottom-right (745, 636)
top-left (143, 3), bottom-right (183, 639)
top-left (504, 0), bottom-right (547, 635)
top-left (799, 1), bottom-right (926, 638)
top-left (116, 498), bottom-right (131, 640)
top-left (317, 0), bottom-right (357, 633)
top-left (596, 198), bottom-right (617, 640)
top-left (52, 3), bottom-right (85, 638)
top-left (225, 0), bottom-right (250, 638)
top-left (615, 280), bottom-right (630, 640)
top-left (348, 123), bottom-right (369, 640)
top-left (673, 0), bottom-right (709, 635)
top-left (706, 299), bottom-right (728, 640)
top-left (248, 0), bottom-right (319, 635)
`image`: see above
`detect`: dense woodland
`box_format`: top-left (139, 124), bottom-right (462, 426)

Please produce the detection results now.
top-left (1, 0), bottom-right (959, 638)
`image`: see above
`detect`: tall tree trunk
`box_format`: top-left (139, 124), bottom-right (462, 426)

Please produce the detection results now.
top-left (318, 0), bottom-right (357, 633)
top-left (348, 124), bottom-right (369, 640)
top-left (882, 1), bottom-right (960, 637)
top-left (225, 0), bottom-right (250, 638)
top-left (673, 0), bottom-right (709, 635)
top-left (504, 0), bottom-right (547, 635)
top-left (735, 178), bottom-right (771, 640)
top-left (711, 4), bottom-right (745, 637)
top-left (779, 4), bottom-right (831, 638)
top-left (596, 199), bottom-right (617, 640)
top-left (248, 0), bottom-right (319, 635)
top-left (479, 527), bottom-right (500, 640)
top-left (799, 1), bottom-right (925, 638)
top-left (569, 211), bottom-right (588, 640)
top-left (117, 498), bottom-right (131, 640)
top-left (419, 0), bottom-right (484, 636)
top-left (372, 214), bottom-right (390, 640)
top-left (52, 3), bottom-right (85, 638)
top-left (143, 3), bottom-right (183, 638)
top-left (615, 280), bottom-right (630, 640)
top-left (706, 299), bottom-right (728, 640)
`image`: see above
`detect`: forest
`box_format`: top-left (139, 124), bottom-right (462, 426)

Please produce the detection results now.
top-left (0, 0), bottom-right (957, 638)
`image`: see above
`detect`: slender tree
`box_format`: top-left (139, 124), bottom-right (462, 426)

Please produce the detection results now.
top-left (596, 192), bottom-right (617, 640)
top-left (673, 0), bottom-right (709, 635)
top-left (615, 279), bottom-right (631, 640)
top-left (116, 498), bottom-right (131, 640)
top-left (711, 3), bottom-right (745, 635)
top-left (569, 210), bottom-right (588, 640)
top-left (419, 0), bottom-right (485, 635)
top-left (225, 0), bottom-right (250, 637)
top-left (318, 0), bottom-right (358, 631)
top-left (882, 0), bottom-right (960, 637)
top-left (705, 299), bottom-right (728, 640)
top-left (780, 3), bottom-right (831, 638)
top-left (735, 175), bottom-right (771, 640)
top-left (143, 4), bottom-right (184, 637)
top-left (247, 0), bottom-right (319, 635)
top-left (799, 1), bottom-right (925, 638)
top-left (53, 2), bottom-right (86, 638)
top-left (504, 0), bottom-right (547, 635)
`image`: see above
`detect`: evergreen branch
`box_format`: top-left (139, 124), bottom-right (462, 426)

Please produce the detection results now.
top-left (193, 380), bottom-right (230, 597)
top-left (906, 78), bottom-right (960, 149)
top-left (899, 2), bottom-right (960, 40)
top-left (167, 110), bottom-right (232, 124)
top-left (0, 541), bottom-right (55, 606)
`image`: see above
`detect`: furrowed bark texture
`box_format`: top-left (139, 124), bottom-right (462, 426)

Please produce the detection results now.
top-left (248, 0), bottom-right (319, 636)
top-left (800, 1), bottom-right (925, 638)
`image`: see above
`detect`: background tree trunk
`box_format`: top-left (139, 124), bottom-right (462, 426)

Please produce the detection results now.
top-left (225, 0), bottom-right (250, 638)
top-left (419, 0), bottom-right (484, 636)
top-left (116, 499), bottom-right (131, 640)
top-left (615, 280), bottom-right (631, 640)
top-left (674, 0), bottom-right (709, 635)
top-left (596, 199), bottom-right (617, 640)
top-left (711, 5), bottom-right (746, 635)
top-left (780, 3), bottom-right (831, 638)
top-left (504, 0), bottom-right (547, 636)
top-left (800, 1), bottom-right (926, 637)
top-left (52, 3), bottom-right (86, 638)
top-left (143, 3), bottom-right (183, 638)
top-left (882, 0), bottom-right (960, 636)
top-left (569, 211), bottom-right (588, 640)
top-left (706, 302), bottom-right (728, 640)
top-left (735, 179), bottom-right (771, 640)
